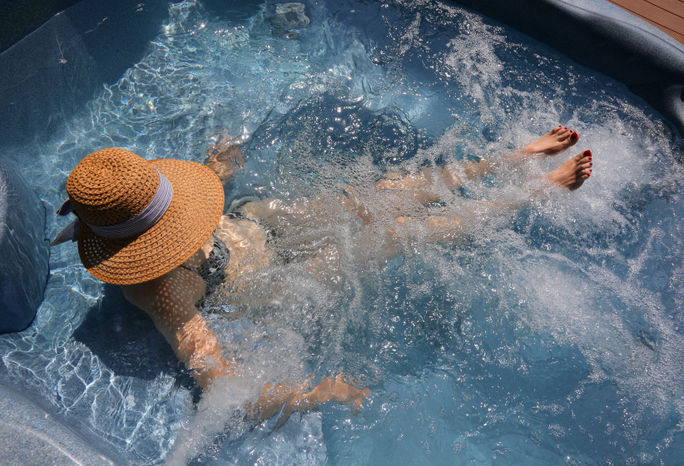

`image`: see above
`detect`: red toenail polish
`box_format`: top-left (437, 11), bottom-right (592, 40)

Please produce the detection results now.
top-left (584, 150), bottom-right (591, 156)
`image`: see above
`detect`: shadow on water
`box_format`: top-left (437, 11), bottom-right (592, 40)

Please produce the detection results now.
top-left (73, 284), bottom-right (195, 389)
top-left (200, 0), bottom-right (262, 23)
top-left (249, 93), bottom-right (427, 168)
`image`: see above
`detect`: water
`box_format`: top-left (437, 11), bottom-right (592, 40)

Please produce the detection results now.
top-left (1, 0), bottom-right (683, 463)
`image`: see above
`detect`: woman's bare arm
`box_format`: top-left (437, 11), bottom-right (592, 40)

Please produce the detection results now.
top-left (121, 268), bottom-right (234, 388)
top-left (121, 268), bottom-right (370, 421)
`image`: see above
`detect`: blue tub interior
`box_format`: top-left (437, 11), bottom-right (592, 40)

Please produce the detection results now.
top-left (0, 0), bottom-right (683, 464)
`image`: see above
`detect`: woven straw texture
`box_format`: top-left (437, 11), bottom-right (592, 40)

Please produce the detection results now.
top-left (67, 148), bottom-right (224, 285)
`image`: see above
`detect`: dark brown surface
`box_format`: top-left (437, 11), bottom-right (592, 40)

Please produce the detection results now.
top-left (607, 0), bottom-right (684, 44)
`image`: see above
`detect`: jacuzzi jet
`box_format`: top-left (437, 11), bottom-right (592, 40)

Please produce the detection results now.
top-left (268, 3), bottom-right (310, 39)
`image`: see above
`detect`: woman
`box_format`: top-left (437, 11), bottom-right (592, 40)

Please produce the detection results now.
top-left (52, 125), bottom-right (590, 421)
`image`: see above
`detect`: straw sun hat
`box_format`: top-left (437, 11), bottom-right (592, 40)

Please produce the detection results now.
top-left (54, 148), bottom-right (224, 285)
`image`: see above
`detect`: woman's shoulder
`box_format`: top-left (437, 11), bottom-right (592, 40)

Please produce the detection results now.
top-left (121, 267), bottom-right (206, 312)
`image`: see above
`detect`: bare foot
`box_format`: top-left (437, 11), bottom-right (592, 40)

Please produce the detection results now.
top-left (547, 150), bottom-right (593, 190)
top-left (522, 126), bottom-right (579, 156)
top-left (204, 133), bottom-right (245, 182)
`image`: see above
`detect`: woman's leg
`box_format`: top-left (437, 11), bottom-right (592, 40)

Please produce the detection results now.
top-left (210, 128), bottom-right (590, 253)
top-left (517, 125), bottom-right (580, 157)
top-left (376, 126), bottom-right (580, 200)
top-left (390, 148), bottom-right (593, 244)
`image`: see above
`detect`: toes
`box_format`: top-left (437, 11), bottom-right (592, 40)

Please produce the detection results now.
top-left (569, 131), bottom-right (579, 142)
top-left (572, 150), bottom-right (592, 165)
top-left (559, 127), bottom-right (576, 141)
top-left (559, 132), bottom-right (573, 142)
top-left (552, 126), bottom-right (580, 142)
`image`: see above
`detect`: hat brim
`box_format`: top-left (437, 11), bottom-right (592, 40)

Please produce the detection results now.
top-left (78, 159), bottom-right (224, 285)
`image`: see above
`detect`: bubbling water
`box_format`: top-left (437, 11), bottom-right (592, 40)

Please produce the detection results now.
top-left (0, 0), bottom-right (682, 463)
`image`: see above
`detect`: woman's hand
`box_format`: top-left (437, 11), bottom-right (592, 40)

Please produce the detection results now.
top-left (243, 374), bottom-right (370, 429)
